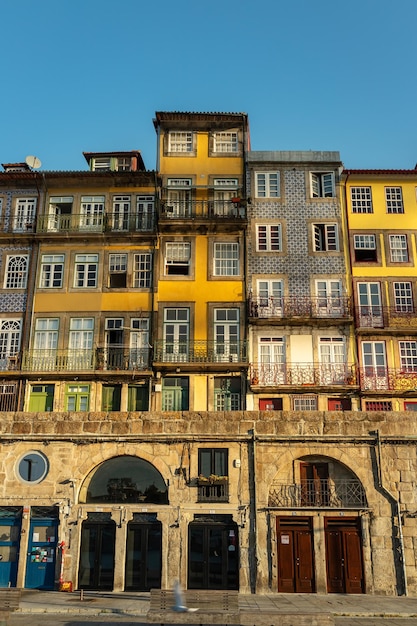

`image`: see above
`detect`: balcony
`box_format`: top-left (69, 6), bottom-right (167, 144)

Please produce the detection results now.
top-left (197, 477), bottom-right (229, 503)
top-left (250, 363), bottom-right (356, 387)
top-left (160, 200), bottom-right (247, 221)
top-left (355, 306), bottom-right (417, 330)
top-left (249, 296), bottom-right (352, 321)
top-left (35, 212), bottom-right (155, 233)
top-left (358, 367), bottom-right (417, 392)
top-left (269, 479), bottom-right (367, 509)
top-left (21, 348), bottom-right (151, 373)
top-left (153, 341), bottom-right (247, 366)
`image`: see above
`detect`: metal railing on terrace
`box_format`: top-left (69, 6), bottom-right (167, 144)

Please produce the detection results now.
top-left (269, 479), bottom-right (367, 509)
top-left (358, 367), bottom-right (417, 391)
top-left (153, 341), bottom-right (247, 364)
top-left (197, 479), bottom-right (229, 503)
top-left (355, 306), bottom-right (417, 329)
top-left (160, 200), bottom-right (246, 220)
top-left (35, 212), bottom-right (155, 233)
top-left (250, 363), bottom-right (356, 386)
top-left (21, 348), bottom-right (151, 372)
top-left (249, 296), bottom-right (352, 319)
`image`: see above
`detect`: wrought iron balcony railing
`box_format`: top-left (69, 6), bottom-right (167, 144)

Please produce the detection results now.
top-left (358, 367), bottom-right (417, 391)
top-left (160, 200), bottom-right (246, 220)
top-left (21, 348), bottom-right (151, 372)
top-left (35, 212), bottom-right (155, 233)
top-left (197, 479), bottom-right (229, 503)
top-left (355, 306), bottom-right (417, 329)
top-left (249, 295), bottom-right (352, 319)
top-left (250, 363), bottom-right (356, 387)
top-left (269, 479), bottom-right (367, 509)
top-left (153, 340), bottom-right (247, 364)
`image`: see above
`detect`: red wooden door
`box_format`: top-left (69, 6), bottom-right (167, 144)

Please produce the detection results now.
top-left (325, 518), bottom-right (364, 594)
top-left (277, 518), bottom-right (315, 593)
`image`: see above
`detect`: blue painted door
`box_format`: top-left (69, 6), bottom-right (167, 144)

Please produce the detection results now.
top-left (25, 519), bottom-right (58, 589)
top-left (0, 514), bottom-right (22, 587)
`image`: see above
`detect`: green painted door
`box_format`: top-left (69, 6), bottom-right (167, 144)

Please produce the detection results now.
top-left (29, 385), bottom-right (54, 411)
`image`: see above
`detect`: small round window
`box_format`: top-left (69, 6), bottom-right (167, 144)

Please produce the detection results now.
top-left (16, 451), bottom-right (49, 484)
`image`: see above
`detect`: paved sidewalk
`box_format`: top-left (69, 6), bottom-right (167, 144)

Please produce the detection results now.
top-left (13, 589), bottom-right (417, 621)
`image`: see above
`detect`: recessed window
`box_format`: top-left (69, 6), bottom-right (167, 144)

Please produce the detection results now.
top-left (256, 224), bottom-right (282, 251)
top-left (389, 234), bottom-right (408, 262)
top-left (165, 242), bottom-right (191, 276)
top-left (399, 341), bottom-right (417, 372)
top-left (133, 253), bottom-right (152, 288)
top-left (365, 401), bottom-right (392, 411)
top-left (394, 282), bottom-right (413, 313)
top-left (255, 172), bottom-right (280, 198)
top-left (385, 187), bottom-right (404, 214)
top-left (39, 255), bottom-right (64, 288)
top-left (109, 253), bottom-right (127, 288)
top-left (168, 131), bottom-right (193, 153)
top-left (13, 198), bottom-right (36, 231)
top-left (74, 254), bottom-right (98, 288)
top-left (92, 157), bottom-right (111, 171)
top-left (292, 395), bottom-right (318, 411)
top-left (4, 256), bottom-right (28, 289)
top-left (310, 172), bottom-right (334, 198)
top-left (213, 243), bottom-right (239, 276)
top-left (16, 451), bottom-right (48, 483)
top-left (313, 224), bottom-right (338, 251)
top-left (351, 187), bottom-right (373, 213)
top-left (212, 132), bottom-right (238, 153)
top-left (353, 234), bottom-right (377, 262)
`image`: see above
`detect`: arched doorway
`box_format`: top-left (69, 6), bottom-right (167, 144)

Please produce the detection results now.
top-left (78, 456), bottom-right (167, 591)
top-left (270, 455), bottom-right (367, 594)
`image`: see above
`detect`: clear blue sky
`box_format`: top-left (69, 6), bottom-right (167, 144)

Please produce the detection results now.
top-left (1, 0), bottom-right (416, 171)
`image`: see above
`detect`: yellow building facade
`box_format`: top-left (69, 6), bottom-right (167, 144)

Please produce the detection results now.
top-left (343, 168), bottom-right (417, 411)
top-left (152, 112), bottom-right (250, 411)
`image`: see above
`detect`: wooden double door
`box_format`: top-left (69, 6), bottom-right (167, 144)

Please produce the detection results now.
top-left (277, 516), bottom-right (365, 594)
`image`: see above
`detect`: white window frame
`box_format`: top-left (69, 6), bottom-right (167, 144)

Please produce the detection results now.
top-left (361, 341), bottom-right (388, 389)
top-left (351, 187), bottom-right (373, 213)
top-left (213, 243), bottom-right (239, 276)
top-left (256, 224), bottom-right (282, 252)
top-left (74, 254), bottom-right (98, 288)
top-left (315, 280), bottom-right (343, 315)
top-left (313, 223), bottom-right (338, 251)
top-left (319, 337), bottom-right (346, 383)
top-left (80, 196), bottom-right (105, 230)
top-left (255, 172), bottom-right (280, 198)
top-left (399, 340), bottom-right (417, 372)
top-left (358, 282), bottom-right (383, 327)
top-left (212, 131), bottom-right (238, 153)
top-left (136, 196), bottom-right (155, 229)
top-left (39, 254), bottom-right (65, 288)
top-left (385, 187), bottom-right (404, 214)
top-left (92, 157), bottom-right (111, 171)
top-left (393, 282), bottom-right (413, 312)
top-left (214, 308), bottom-right (240, 361)
top-left (133, 253), bottom-right (152, 288)
top-left (353, 234), bottom-right (377, 262)
top-left (130, 318), bottom-right (150, 367)
top-left (111, 195), bottom-right (131, 231)
top-left (389, 234), bottom-right (408, 262)
top-left (165, 242), bottom-right (191, 276)
top-left (256, 279), bottom-right (284, 315)
top-left (109, 253), bottom-right (127, 288)
top-left (116, 157), bottom-right (131, 171)
top-left (163, 308), bottom-right (189, 361)
top-left (292, 395), bottom-right (318, 410)
top-left (4, 255), bottom-right (28, 289)
top-left (0, 319), bottom-right (21, 368)
top-left (13, 198), bottom-right (36, 231)
top-left (168, 131), bottom-right (194, 153)
top-left (310, 172), bottom-right (335, 198)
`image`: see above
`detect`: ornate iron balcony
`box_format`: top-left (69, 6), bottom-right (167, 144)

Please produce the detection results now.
top-left (153, 340), bottom-right (247, 364)
top-left (35, 212), bottom-right (155, 233)
top-left (160, 200), bottom-right (246, 220)
top-left (250, 363), bottom-right (356, 387)
top-left (249, 295), bottom-right (352, 319)
top-left (358, 367), bottom-right (417, 391)
top-left (21, 348), bottom-right (151, 372)
top-left (269, 479), bottom-right (367, 509)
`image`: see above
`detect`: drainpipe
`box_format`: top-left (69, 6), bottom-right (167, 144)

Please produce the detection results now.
top-left (248, 428), bottom-right (258, 593)
top-left (374, 429), bottom-right (407, 595)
